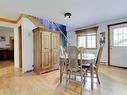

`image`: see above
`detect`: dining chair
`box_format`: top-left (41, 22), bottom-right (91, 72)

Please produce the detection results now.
top-left (60, 46), bottom-right (67, 83)
top-left (65, 46), bottom-right (84, 95)
top-left (82, 46), bottom-right (103, 89)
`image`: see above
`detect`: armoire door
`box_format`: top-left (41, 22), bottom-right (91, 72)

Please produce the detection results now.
top-left (52, 32), bottom-right (60, 69)
top-left (33, 31), bottom-right (42, 74)
top-left (42, 32), bottom-right (51, 71)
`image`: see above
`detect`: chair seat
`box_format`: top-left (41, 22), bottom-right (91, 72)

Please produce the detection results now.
top-left (68, 70), bottom-right (83, 76)
top-left (82, 64), bottom-right (96, 69)
top-left (82, 64), bottom-right (90, 68)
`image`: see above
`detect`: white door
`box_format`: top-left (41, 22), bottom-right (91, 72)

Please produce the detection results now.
top-left (110, 23), bottom-right (127, 67)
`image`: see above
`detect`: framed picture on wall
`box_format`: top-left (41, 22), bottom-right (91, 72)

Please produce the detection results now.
top-left (100, 32), bottom-right (105, 45)
top-left (0, 36), bottom-right (6, 41)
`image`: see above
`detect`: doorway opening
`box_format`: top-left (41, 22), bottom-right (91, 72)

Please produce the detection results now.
top-left (108, 22), bottom-right (127, 68)
top-left (18, 26), bottom-right (22, 69)
top-left (0, 26), bottom-right (14, 71)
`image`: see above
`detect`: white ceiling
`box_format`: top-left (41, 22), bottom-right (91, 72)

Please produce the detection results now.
top-left (0, 0), bottom-right (127, 29)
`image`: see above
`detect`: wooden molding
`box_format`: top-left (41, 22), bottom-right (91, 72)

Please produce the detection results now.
top-left (107, 25), bottom-right (110, 66)
top-left (0, 14), bottom-right (24, 24)
top-left (108, 21), bottom-right (127, 27)
top-left (110, 65), bottom-right (127, 69)
top-left (16, 15), bottom-right (22, 23)
top-left (75, 26), bottom-right (98, 34)
top-left (0, 18), bottom-right (17, 24)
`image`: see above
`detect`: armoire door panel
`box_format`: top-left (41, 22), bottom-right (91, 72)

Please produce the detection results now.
top-left (53, 36), bottom-right (58, 49)
top-left (52, 52), bottom-right (59, 65)
top-left (42, 32), bottom-right (51, 70)
top-left (42, 52), bottom-right (51, 69)
top-left (52, 32), bottom-right (60, 67)
top-left (52, 52), bottom-right (56, 64)
top-left (43, 36), bottom-right (50, 49)
top-left (33, 31), bottom-right (42, 74)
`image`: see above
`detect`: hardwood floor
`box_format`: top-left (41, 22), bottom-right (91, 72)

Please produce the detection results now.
top-left (0, 60), bottom-right (127, 95)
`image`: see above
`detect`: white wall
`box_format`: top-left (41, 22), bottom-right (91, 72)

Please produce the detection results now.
top-left (67, 30), bottom-right (77, 46)
top-left (0, 29), bottom-right (14, 48)
top-left (14, 17), bottom-right (36, 72)
top-left (22, 17), bottom-right (36, 72)
top-left (67, 17), bottom-right (127, 64)
top-left (0, 22), bottom-right (16, 28)
top-left (14, 18), bottom-right (23, 68)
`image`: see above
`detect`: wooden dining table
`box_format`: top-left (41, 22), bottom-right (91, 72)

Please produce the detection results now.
top-left (60, 53), bottom-right (96, 89)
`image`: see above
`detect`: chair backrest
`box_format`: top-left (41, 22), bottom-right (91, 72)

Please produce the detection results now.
top-left (78, 47), bottom-right (85, 52)
top-left (95, 46), bottom-right (103, 72)
top-left (66, 46), bottom-right (80, 72)
top-left (78, 47), bottom-right (86, 58)
top-left (60, 46), bottom-right (66, 58)
top-left (78, 47), bottom-right (85, 53)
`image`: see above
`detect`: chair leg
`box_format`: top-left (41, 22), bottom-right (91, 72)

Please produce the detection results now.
top-left (65, 72), bottom-right (68, 90)
top-left (90, 64), bottom-right (93, 89)
top-left (80, 74), bottom-right (83, 95)
top-left (83, 71), bottom-right (86, 86)
top-left (69, 74), bottom-right (70, 80)
top-left (74, 75), bottom-right (76, 80)
top-left (85, 70), bottom-right (88, 77)
top-left (95, 70), bottom-right (100, 84)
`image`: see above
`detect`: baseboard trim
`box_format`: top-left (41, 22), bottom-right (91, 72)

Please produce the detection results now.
top-left (110, 65), bottom-right (127, 69)
top-left (100, 64), bottom-right (107, 66)
top-left (100, 62), bottom-right (108, 66)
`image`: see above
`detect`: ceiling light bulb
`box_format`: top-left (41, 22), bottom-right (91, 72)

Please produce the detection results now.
top-left (64, 12), bottom-right (71, 20)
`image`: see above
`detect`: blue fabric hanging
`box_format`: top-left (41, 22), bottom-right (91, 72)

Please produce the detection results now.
top-left (37, 17), bottom-right (67, 47)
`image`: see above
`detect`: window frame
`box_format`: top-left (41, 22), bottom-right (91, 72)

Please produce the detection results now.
top-left (77, 32), bottom-right (97, 49)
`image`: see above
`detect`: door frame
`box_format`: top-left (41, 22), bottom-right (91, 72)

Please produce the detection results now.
top-left (9, 36), bottom-right (14, 49)
top-left (108, 21), bottom-right (127, 66)
top-left (18, 26), bottom-right (22, 68)
top-left (9, 36), bottom-right (14, 60)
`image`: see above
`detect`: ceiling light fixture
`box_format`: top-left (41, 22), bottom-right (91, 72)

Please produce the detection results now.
top-left (64, 12), bottom-right (71, 20)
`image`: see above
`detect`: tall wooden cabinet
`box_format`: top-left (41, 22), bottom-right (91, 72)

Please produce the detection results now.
top-left (33, 27), bottom-right (60, 74)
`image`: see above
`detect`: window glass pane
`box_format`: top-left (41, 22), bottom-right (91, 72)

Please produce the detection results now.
top-left (92, 44), bottom-right (96, 48)
top-left (92, 36), bottom-right (96, 40)
top-left (113, 27), bottom-right (127, 47)
top-left (87, 43), bottom-right (91, 48)
top-left (78, 36), bottom-right (86, 48)
top-left (87, 34), bottom-right (96, 48)
top-left (114, 29), bottom-right (117, 35)
top-left (92, 40), bottom-right (96, 43)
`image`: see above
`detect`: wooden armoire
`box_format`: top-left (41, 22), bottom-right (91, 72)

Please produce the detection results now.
top-left (33, 27), bottom-right (60, 74)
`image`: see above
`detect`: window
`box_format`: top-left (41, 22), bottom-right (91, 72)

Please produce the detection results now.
top-left (78, 36), bottom-right (86, 47)
top-left (113, 27), bottom-right (127, 47)
top-left (77, 32), bottom-right (97, 48)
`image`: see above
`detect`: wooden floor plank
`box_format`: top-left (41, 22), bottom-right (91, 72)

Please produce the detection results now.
top-left (0, 60), bottom-right (127, 95)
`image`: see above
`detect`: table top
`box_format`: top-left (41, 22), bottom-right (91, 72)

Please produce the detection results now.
top-left (60, 53), bottom-right (96, 60)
